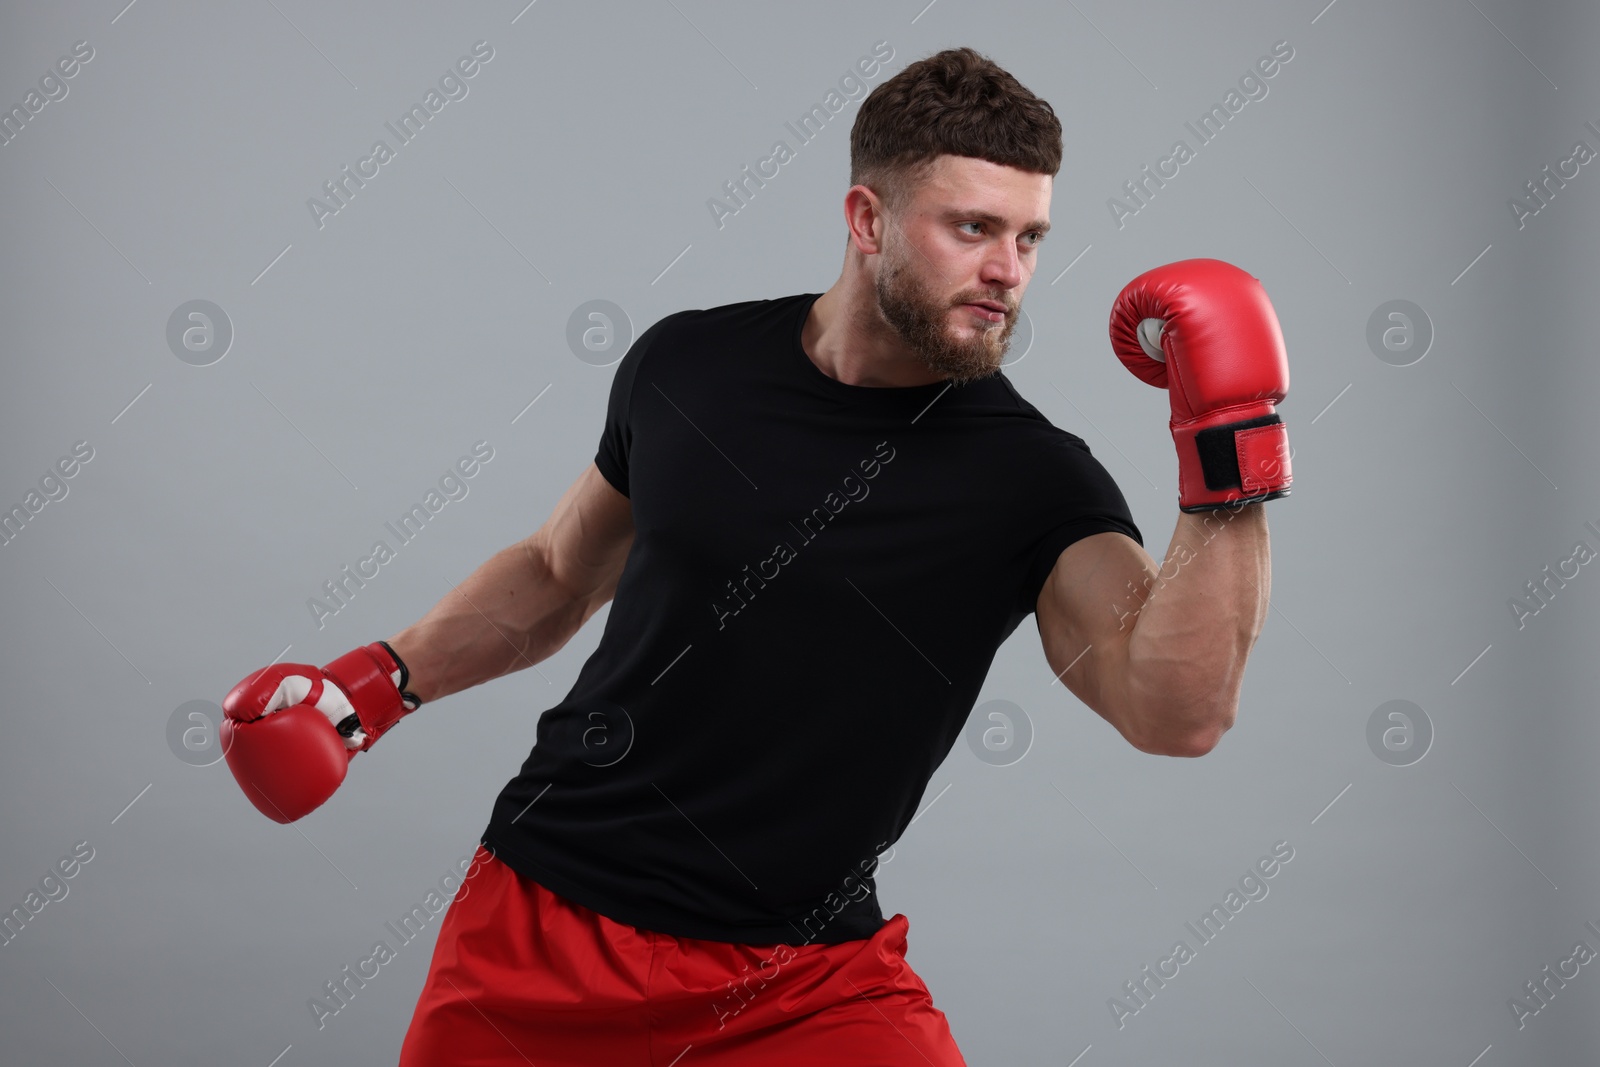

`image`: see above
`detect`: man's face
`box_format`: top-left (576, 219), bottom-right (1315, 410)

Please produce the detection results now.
top-left (872, 155), bottom-right (1051, 386)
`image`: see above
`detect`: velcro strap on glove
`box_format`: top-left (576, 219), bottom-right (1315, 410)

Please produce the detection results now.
top-left (1193, 414), bottom-right (1292, 495)
top-left (321, 642), bottom-right (421, 751)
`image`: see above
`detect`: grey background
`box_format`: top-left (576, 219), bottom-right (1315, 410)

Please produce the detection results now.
top-left (2, 0), bottom-right (1595, 1064)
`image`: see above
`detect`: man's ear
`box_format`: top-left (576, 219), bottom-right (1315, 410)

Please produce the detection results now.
top-left (843, 185), bottom-right (888, 256)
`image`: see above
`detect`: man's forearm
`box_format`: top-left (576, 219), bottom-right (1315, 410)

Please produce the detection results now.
top-left (384, 539), bottom-right (596, 705)
top-left (1122, 502), bottom-right (1271, 753)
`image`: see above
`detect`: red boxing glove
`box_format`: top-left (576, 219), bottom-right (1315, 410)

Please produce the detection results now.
top-left (1109, 258), bottom-right (1292, 512)
top-left (220, 641), bottom-right (419, 823)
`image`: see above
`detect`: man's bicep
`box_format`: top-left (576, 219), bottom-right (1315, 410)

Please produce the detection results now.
top-left (1035, 530), bottom-right (1156, 744)
top-left (533, 462), bottom-right (636, 609)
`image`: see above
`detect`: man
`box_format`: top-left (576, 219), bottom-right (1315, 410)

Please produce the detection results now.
top-left (220, 46), bottom-right (1288, 1065)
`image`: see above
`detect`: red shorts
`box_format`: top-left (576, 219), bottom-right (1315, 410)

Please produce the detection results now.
top-left (399, 846), bottom-right (967, 1066)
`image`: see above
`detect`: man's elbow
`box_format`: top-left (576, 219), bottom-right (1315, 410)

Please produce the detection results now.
top-left (1153, 724), bottom-right (1229, 757)
top-left (1125, 701), bottom-right (1235, 757)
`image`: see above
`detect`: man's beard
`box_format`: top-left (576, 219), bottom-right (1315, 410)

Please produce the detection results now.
top-left (874, 238), bottom-right (1016, 387)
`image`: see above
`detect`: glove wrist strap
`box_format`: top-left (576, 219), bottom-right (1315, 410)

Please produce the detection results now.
top-left (1172, 408), bottom-right (1292, 512)
top-left (376, 640), bottom-right (423, 711)
top-left (323, 642), bottom-right (420, 750)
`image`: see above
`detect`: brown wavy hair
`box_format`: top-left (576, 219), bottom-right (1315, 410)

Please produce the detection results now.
top-left (849, 46), bottom-right (1062, 214)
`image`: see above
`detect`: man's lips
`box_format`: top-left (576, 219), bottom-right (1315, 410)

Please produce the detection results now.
top-left (963, 301), bottom-right (1008, 322)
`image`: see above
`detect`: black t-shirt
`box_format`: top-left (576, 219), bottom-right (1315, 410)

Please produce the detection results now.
top-left (481, 292), bottom-right (1142, 945)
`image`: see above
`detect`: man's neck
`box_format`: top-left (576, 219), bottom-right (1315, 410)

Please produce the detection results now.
top-left (801, 283), bottom-right (947, 389)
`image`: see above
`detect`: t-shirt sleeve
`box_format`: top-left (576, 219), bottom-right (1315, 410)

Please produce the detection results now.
top-left (1018, 433), bottom-right (1143, 616)
top-left (594, 314), bottom-right (675, 498)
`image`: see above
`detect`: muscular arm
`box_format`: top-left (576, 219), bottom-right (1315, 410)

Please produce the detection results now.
top-left (1036, 503), bottom-right (1270, 756)
top-left (385, 463), bottom-right (635, 704)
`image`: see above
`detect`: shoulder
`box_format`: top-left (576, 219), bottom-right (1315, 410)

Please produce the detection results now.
top-left (619, 294), bottom-right (813, 382)
top-left (643, 292), bottom-right (814, 346)
top-left (983, 373), bottom-right (1099, 466)
top-left (989, 376), bottom-right (1142, 542)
